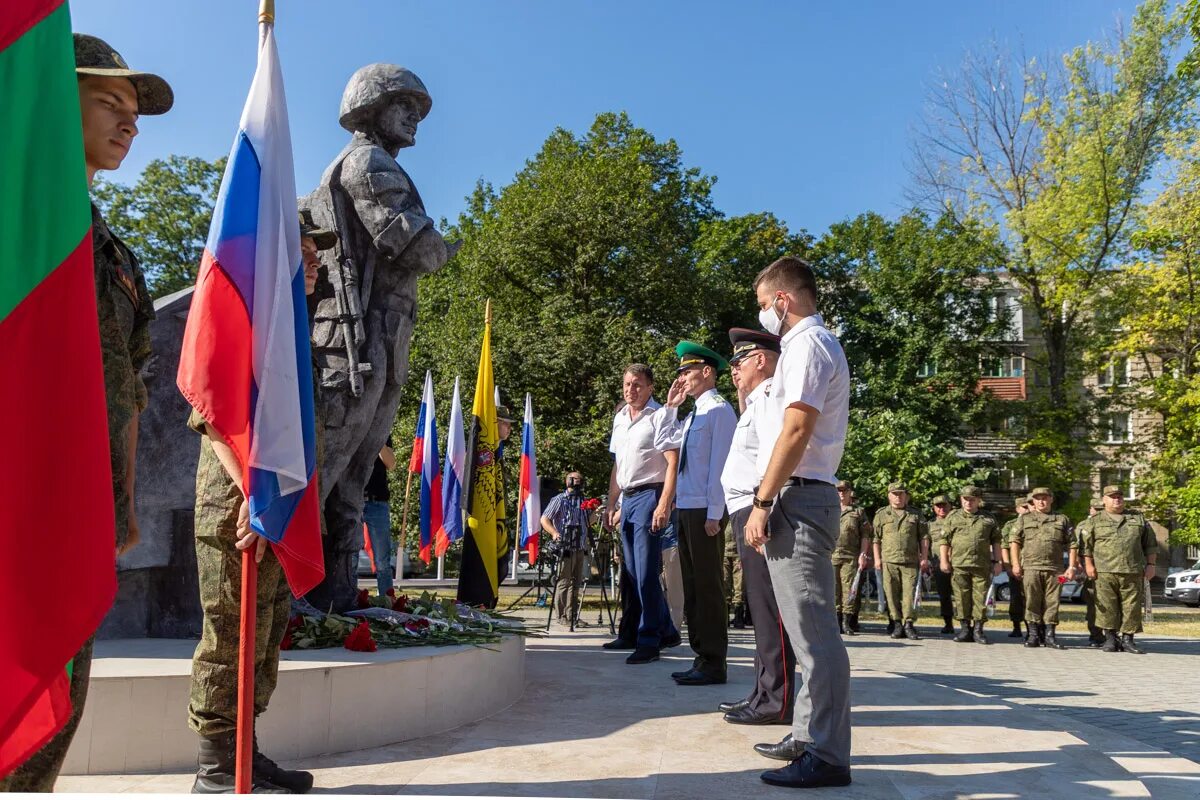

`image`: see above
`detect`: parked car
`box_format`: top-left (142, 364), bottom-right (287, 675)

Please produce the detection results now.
top-left (1164, 561), bottom-right (1200, 607)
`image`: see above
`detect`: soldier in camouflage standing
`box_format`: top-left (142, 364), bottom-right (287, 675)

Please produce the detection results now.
top-left (833, 480), bottom-right (872, 635)
top-left (927, 495), bottom-right (955, 635)
top-left (723, 518), bottom-right (748, 628)
top-left (939, 486), bottom-right (1002, 645)
top-left (1074, 499), bottom-right (1106, 647)
top-left (1081, 485), bottom-right (1158, 654)
top-left (872, 484), bottom-right (930, 639)
top-left (185, 213), bottom-right (336, 794)
top-left (0, 35), bottom-right (172, 794)
top-left (1010, 487), bottom-right (1075, 650)
top-left (999, 498), bottom-right (1029, 639)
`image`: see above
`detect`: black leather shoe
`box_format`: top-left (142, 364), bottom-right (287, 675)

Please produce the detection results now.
top-left (670, 668), bottom-right (694, 679)
top-left (754, 734), bottom-right (806, 762)
top-left (660, 632), bottom-right (682, 648)
top-left (626, 647), bottom-right (660, 665)
top-left (941, 618), bottom-right (955, 634)
top-left (673, 668), bottom-right (726, 685)
top-left (724, 706), bottom-right (793, 725)
top-left (885, 619), bottom-right (896, 636)
top-left (903, 621), bottom-right (920, 640)
top-left (602, 638), bottom-right (636, 650)
top-left (846, 613), bottom-right (860, 633)
top-left (718, 698), bottom-right (751, 714)
top-left (889, 623), bottom-right (906, 639)
top-left (761, 751), bottom-right (852, 788)
top-left (1008, 621), bottom-right (1024, 638)
top-left (1121, 634), bottom-right (1145, 655)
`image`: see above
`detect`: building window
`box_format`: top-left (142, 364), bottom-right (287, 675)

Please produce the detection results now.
top-left (997, 468), bottom-right (1029, 491)
top-left (982, 355), bottom-right (1025, 378)
top-left (917, 360), bottom-right (937, 378)
top-left (1099, 468), bottom-right (1134, 499)
top-left (1101, 413), bottom-right (1132, 444)
top-left (987, 294), bottom-right (1024, 341)
top-left (1099, 356), bottom-right (1130, 387)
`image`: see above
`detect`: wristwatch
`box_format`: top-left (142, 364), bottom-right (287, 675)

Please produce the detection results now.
top-left (752, 488), bottom-right (775, 510)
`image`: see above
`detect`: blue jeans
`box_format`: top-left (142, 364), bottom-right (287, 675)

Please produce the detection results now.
top-left (620, 488), bottom-right (678, 649)
top-left (362, 500), bottom-right (394, 595)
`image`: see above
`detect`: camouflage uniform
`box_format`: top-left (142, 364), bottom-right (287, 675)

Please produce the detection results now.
top-left (1082, 511), bottom-right (1157, 635)
top-left (722, 519), bottom-right (745, 605)
top-left (940, 507), bottom-right (1000, 622)
top-left (927, 499), bottom-right (955, 630)
top-left (1012, 509), bottom-right (1074, 626)
top-left (833, 506), bottom-right (872, 617)
top-left (1000, 517), bottom-right (1026, 631)
top-left (873, 505), bottom-right (929, 625)
top-left (1075, 503), bottom-right (1105, 645)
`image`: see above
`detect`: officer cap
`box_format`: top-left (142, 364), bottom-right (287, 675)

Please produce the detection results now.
top-left (496, 405), bottom-right (516, 424)
top-left (836, 479), bottom-right (852, 491)
top-left (1029, 487), bottom-right (1052, 498)
top-left (675, 340), bottom-right (728, 372)
top-left (727, 328), bottom-right (782, 366)
top-left (960, 485), bottom-right (983, 499)
top-left (887, 482), bottom-right (907, 494)
top-left (1102, 484), bottom-right (1123, 498)
top-left (74, 34), bottom-right (173, 115)
top-left (931, 495), bottom-right (951, 506)
top-left (298, 209), bottom-right (337, 251)
top-left (339, 63), bottom-right (431, 132)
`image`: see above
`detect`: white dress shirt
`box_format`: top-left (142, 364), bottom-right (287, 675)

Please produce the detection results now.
top-left (654, 388), bottom-right (737, 519)
top-left (609, 398), bottom-right (671, 491)
top-left (755, 314), bottom-right (850, 485)
top-left (721, 378), bottom-right (772, 514)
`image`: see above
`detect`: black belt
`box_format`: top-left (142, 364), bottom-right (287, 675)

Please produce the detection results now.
top-left (623, 482), bottom-right (664, 496)
top-left (784, 477), bottom-right (833, 488)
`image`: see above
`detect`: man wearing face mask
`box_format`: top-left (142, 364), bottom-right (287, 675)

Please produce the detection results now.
top-left (541, 471), bottom-right (594, 626)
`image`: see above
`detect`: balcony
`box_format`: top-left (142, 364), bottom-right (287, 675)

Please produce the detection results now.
top-left (977, 377), bottom-right (1026, 401)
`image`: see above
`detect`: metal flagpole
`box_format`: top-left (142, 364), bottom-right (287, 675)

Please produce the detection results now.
top-left (397, 459), bottom-right (415, 580)
top-left (235, 2), bottom-right (273, 792)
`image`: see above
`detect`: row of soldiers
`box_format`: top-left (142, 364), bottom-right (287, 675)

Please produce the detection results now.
top-left (834, 483), bottom-right (1159, 652)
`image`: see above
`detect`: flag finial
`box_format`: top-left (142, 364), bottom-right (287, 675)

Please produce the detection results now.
top-left (485, 298), bottom-right (492, 325)
top-left (259, 0), bottom-right (275, 24)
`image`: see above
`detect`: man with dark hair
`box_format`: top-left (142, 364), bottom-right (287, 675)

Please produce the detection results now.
top-left (744, 257), bottom-right (854, 788)
top-left (603, 365), bottom-right (682, 664)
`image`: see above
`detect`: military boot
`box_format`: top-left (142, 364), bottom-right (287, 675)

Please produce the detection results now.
top-left (1023, 625), bottom-right (1040, 648)
top-left (886, 618), bottom-right (897, 637)
top-left (193, 733), bottom-right (287, 794)
top-left (889, 619), bottom-right (905, 639)
top-left (846, 613), bottom-right (860, 634)
top-left (941, 616), bottom-right (955, 635)
top-left (1101, 630), bottom-right (1122, 653)
top-left (732, 604), bottom-right (747, 629)
top-left (1008, 620), bottom-right (1023, 638)
top-left (973, 620), bottom-right (990, 645)
top-left (1043, 625), bottom-right (1065, 650)
top-left (837, 613), bottom-right (846, 634)
top-left (1036, 623), bottom-right (1048, 647)
top-left (1120, 634), bottom-right (1145, 655)
top-left (254, 732), bottom-right (314, 793)
top-left (903, 621), bottom-right (920, 640)
top-left (953, 620), bottom-right (973, 642)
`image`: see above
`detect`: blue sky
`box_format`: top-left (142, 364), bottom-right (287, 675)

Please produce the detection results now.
top-left (72, 1), bottom-right (1144, 236)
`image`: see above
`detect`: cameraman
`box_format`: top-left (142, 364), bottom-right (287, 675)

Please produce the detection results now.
top-left (541, 472), bottom-right (594, 626)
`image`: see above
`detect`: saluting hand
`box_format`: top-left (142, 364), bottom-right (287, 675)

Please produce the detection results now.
top-left (665, 377), bottom-right (688, 409)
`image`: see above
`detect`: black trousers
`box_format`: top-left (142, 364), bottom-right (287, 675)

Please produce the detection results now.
top-left (932, 561), bottom-right (954, 621)
top-left (1007, 569), bottom-right (1026, 624)
top-left (732, 506), bottom-right (797, 719)
top-left (678, 507), bottom-right (728, 675)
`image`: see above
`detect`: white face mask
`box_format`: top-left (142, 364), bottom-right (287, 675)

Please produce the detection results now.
top-left (759, 295), bottom-right (787, 335)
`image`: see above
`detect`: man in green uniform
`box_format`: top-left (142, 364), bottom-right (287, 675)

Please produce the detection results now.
top-left (186, 212), bottom-right (336, 794)
top-left (927, 495), bottom-right (955, 634)
top-left (1082, 485), bottom-right (1158, 654)
top-left (834, 480), bottom-right (873, 635)
top-left (0, 35), bottom-right (172, 794)
top-left (1011, 487), bottom-right (1076, 649)
top-left (872, 484), bottom-right (929, 640)
top-left (722, 519), bottom-right (748, 628)
top-left (939, 486), bottom-right (1002, 645)
top-left (1074, 499), bottom-right (1106, 647)
top-left (999, 499), bottom-right (1029, 639)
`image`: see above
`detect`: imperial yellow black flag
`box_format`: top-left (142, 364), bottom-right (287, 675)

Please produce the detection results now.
top-left (457, 301), bottom-right (505, 607)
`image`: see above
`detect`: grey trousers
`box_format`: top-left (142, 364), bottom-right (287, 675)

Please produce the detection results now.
top-left (765, 482), bottom-right (851, 767)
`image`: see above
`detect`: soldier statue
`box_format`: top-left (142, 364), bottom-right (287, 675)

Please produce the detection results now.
top-left (303, 64), bottom-right (455, 611)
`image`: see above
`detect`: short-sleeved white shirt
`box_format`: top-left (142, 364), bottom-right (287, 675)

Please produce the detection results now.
top-left (755, 314), bottom-right (849, 485)
top-left (609, 399), bottom-right (670, 491)
top-left (721, 378), bottom-right (771, 514)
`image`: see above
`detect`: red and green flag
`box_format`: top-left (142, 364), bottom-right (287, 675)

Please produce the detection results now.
top-left (0, 0), bottom-right (117, 779)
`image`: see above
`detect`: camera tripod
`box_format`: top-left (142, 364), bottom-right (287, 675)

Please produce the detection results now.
top-left (543, 523), bottom-right (617, 634)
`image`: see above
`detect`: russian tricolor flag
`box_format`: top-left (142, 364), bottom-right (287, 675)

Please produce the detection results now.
top-left (518, 393), bottom-right (541, 565)
top-left (417, 371), bottom-right (442, 565)
top-left (436, 376), bottom-right (465, 556)
top-left (176, 22), bottom-right (323, 596)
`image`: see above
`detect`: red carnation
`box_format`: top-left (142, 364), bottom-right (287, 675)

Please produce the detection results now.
top-left (280, 632), bottom-right (294, 650)
top-left (356, 589), bottom-right (371, 609)
top-left (392, 594), bottom-right (409, 613)
top-left (581, 498), bottom-right (601, 511)
top-left (386, 588), bottom-right (397, 600)
top-left (344, 621), bottom-right (377, 652)
top-left (280, 615), bottom-right (303, 650)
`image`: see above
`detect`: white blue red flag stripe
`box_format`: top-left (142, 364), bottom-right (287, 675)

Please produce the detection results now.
top-left (408, 392), bottom-right (425, 474)
top-left (176, 23), bottom-right (323, 596)
top-left (437, 376), bottom-right (465, 555)
top-left (518, 393), bottom-right (541, 565)
top-left (417, 371), bottom-right (442, 565)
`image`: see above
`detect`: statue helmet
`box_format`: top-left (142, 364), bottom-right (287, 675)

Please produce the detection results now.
top-left (338, 63), bottom-right (432, 133)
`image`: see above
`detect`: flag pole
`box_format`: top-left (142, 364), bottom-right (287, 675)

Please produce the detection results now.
top-left (398, 464), bottom-right (415, 576)
top-left (235, 4), bottom-right (273, 794)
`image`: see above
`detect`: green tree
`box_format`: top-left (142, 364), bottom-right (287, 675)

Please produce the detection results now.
top-left (912, 0), bottom-right (1196, 492)
top-left (93, 155), bottom-right (225, 297)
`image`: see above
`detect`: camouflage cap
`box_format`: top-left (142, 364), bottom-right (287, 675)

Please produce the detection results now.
top-left (1014, 496), bottom-right (1027, 508)
top-left (835, 479), bottom-right (853, 491)
top-left (959, 485), bottom-right (983, 499)
top-left (74, 34), bottom-right (173, 116)
top-left (931, 495), bottom-right (951, 506)
top-left (1102, 484), bottom-right (1123, 497)
top-left (1090, 498), bottom-right (1104, 510)
top-left (495, 404), bottom-right (516, 423)
top-left (1029, 487), bottom-right (1052, 498)
top-left (298, 209), bottom-right (337, 251)
top-left (887, 482), bottom-right (907, 494)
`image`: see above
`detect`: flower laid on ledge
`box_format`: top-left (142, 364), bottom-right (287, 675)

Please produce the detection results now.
top-left (281, 590), bottom-right (529, 652)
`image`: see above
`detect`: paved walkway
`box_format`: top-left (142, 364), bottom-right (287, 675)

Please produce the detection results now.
top-left (57, 625), bottom-right (1200, 798)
